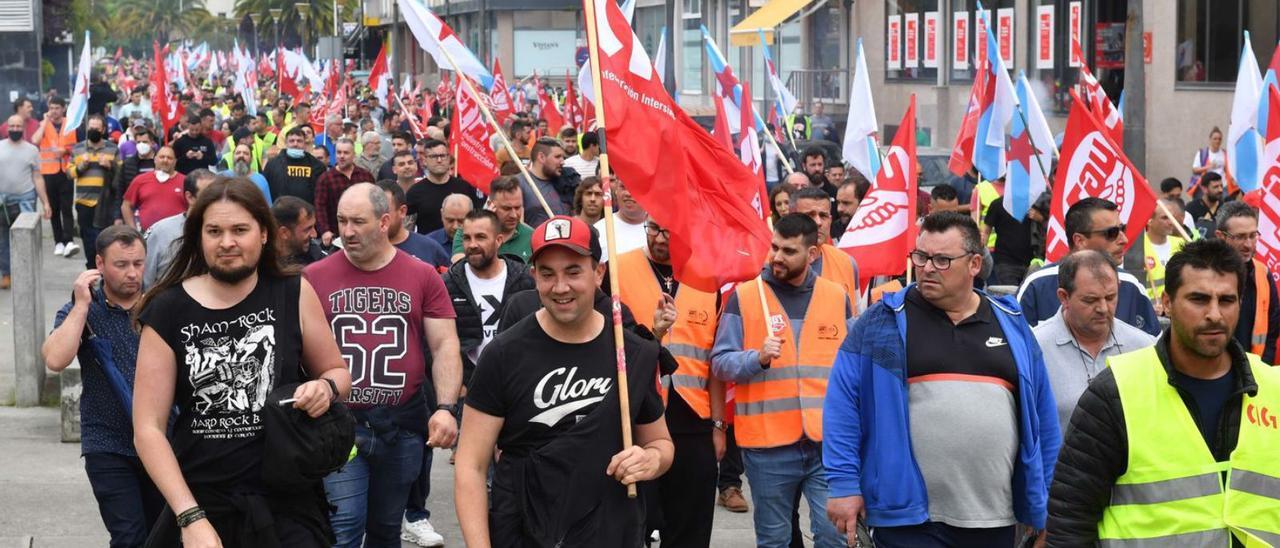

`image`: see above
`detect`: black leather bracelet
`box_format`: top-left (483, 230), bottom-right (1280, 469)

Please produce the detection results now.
top-left (323, 378), bottom-right (339, 403)
top-left (176, 506), bottom-right (207, 528)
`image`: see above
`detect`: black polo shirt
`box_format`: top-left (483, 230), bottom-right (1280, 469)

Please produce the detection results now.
top-left (903, 287), bottom-right (1018, 390)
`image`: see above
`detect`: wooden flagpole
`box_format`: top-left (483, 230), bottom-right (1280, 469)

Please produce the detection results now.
top-left (580, 0), bottom-right (637, 498)
top-left (429, 45), bottom-right (554, 218)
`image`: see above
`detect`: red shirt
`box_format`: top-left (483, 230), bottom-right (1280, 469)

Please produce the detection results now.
top-left (124, 171), bottom-right (187, 230)
top-left (303, 249), bottom-right (456, 409)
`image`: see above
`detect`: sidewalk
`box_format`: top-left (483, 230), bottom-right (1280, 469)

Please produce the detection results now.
top-left (0, 220), bottom-right (769, 546)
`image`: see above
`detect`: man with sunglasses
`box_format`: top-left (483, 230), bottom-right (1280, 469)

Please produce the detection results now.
top-left (405, 138), bottom-right (485, 236)
top-left (1017, 197), bottom-right (1161, 336)
top-left (1215, 201), bottom-right (1279, 363)
top-left (825, 211), bottom-right (1059, 548)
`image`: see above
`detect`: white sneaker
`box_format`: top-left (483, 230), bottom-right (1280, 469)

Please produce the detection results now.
top-left (401, 517), bottom-right (445, 547)
top-left (54, 242), bottom-right (65, 256)
top-left (63, 242), bottom-right (80, 258)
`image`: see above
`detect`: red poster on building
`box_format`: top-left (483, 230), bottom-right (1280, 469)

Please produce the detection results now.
top-left (1095, 22), bottom-right (1125, 69)
top-left (997, 8), bottom-right (1014, 66)
top-left (1069, 1), bottom-right (1083, 67)
top-left (905, 13), bottom-right (919, 68)
top-left (953, 12), bottom-right (969, 70)
top-left (975, 9), bottom-right (991, 68)
top-left (1036, 5), bottom-right (1054, 69)
top-left (924, 11), bottom-right (939, 68)
top-left (888, 15), bottom-right (902, 70)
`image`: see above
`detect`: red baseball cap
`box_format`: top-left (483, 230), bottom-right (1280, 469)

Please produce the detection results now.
top-left (531, 215), bottom-right (597, 262)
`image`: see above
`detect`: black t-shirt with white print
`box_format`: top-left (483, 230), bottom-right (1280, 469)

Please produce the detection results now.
top-left (466, 313), bottom-right (664, 455)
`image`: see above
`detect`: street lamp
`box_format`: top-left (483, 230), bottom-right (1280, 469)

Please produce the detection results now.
top-left (268, 7), bottom-right (283, 51)
top-left (295, 2), bottom-right (312, 57)
top-left (248, 12), bottom-right (261, 57)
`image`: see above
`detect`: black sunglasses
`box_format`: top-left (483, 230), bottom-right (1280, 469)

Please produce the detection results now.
top-left (1083, 224), bottom-right (1126, 241)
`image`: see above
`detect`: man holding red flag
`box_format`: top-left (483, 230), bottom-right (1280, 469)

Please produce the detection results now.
top-left (1017, 90), bottom-right (1160, 335)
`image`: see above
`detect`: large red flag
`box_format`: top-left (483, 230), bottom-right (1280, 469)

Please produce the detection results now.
top-left (535, 75), bottom-right (565, 133)
top-left (453, 78), bottom-right (499, 193)
top-left (1254, 85), bottom-right (1280, 275)
top-left (368, 42), bottom-right (392, 108)
top-left (586, 0), bottom-right (771, 292)
top-left (1045, 90), bottom-right (1156, 262)
top-left (837, 96), bottom-right (918, 278)
top-left (711, 95), bottom-right (734, 153)
top-left (489, 58), bottom-right (514, 126)
top-left (948, 61), bottom-right (987, 176)
top-left (277, 49), bottom-right (301, 100)
top-left (564, 70), bottom-right (583, 131)
top-left (151, 42), bottom-right (182, 135)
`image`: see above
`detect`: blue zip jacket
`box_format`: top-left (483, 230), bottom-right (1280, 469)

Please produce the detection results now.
top-left (822, 285), bottom-right (1061, 530)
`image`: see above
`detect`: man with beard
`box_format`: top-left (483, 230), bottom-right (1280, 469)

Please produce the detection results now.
top-left (1214, 201), bottom-right (1280, 363)
top-left (711, 214), bottom-right (852, 547)
top-left (831, 180), bottom-right (860, 239)
top-left (305, 183), bottom-right (461, 548)
top-left (219, 143), bottom-right (273, 202)
top-left (44, 226), bottom-right (162, 546)
top-left (456, 215), bottom-right (673, 547)
top-left (314, 138), bottom-right (376, 247)
top-left (614, 217), bottom-right (727, 546)
top-left (573, 177), bottom-right (604, 226)
top-left (825, 212), bottom-right (1058, 548)
top-left (1186, 171), bottom-right (1225, 237)
top-left (378, 181), bottom-right (450, 269)
top-left (120, 147), bottom-right (186, 231)
top-left (251, 112), bottom-right (277, 172)
top-left (357, 131), bottom-right (385, 175)
top-left (451, 177), bottom-right (534, 263)
top-left (1047, 238), bottom-right (1280, 546)
top-left (406, 139), bottom-right (485, 236)
top-left (522, 137), bottom-right (580, 227)
top-left (171, 113), bottom-right (217, 175)
top-left (142, 169), bottom-right (217, 287)
top-left (1033, 250), bottom-right (1155, 434)
top-left (272, 196), bottom-right (327, 266)
top-left (262, 127), bottom-right (327, 204)
top-left (789, 187), bottom-right (860, 302)
top-left (68, 114), bottom-right (121, 269)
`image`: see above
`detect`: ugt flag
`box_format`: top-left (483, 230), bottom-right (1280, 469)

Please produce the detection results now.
top-left (1045, 90), bottom-right (1157, 262)
top-left (838, 96), bottom-right (918, 279)
top-left (585, 0), bottom-right (771, 292)
top-left (453, 77), bottom-right (500, 194)
top-left (490, 58), bottom-right (514, 126)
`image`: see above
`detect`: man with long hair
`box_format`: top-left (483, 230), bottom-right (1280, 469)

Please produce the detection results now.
top-left (133, 177), bottom-right (352, 546)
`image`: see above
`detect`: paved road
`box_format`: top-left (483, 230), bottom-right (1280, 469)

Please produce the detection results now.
top-left (0, 221), bottom-right (789, 546)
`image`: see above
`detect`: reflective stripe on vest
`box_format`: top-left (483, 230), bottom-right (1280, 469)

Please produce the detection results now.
top-left (1250, 259), bottom-right (1269, 355)
top-left (1141, 233), bottom-right (1185, 299)
top-left (615, 249), bottom-right (719, 418)
top-left (819, 244), bottom-right (859, 302)
top-left (734, 277), bottom-right (846, 448)
top-left (38, 121), bottom-right (75, 175)
top-left (1099, 347), bottom-right (1280, 545)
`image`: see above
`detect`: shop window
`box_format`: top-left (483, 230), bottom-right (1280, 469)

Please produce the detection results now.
top-left (1177, 0), bottom-right (1279, 84)
top-left (887, 0), bottom-right (940, 82)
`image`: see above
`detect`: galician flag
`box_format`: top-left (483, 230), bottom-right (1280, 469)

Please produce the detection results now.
top-left (842, 38), bottom-right (880, 183)
top-left (1227, 30), bottom-right (1265, 192)
top-left (1003, 72), bottom-right (1055, 220)
top-left (64, 31), bottom-right (92, 136)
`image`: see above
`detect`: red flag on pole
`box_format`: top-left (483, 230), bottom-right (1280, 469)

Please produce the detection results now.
top-left (535, 75), bottom-right (565, 133)
top-left (368, 41), bottom-right (392, 109)
top-left (277, 49), bottom-right (301, 100)
top-left (151, 42), bottom-right (182, 135)
top-left (1255, 86), bottom-right (1280, 273)
top-left (711, 95), bottom-right (734, 153)
top-left (489, 58), bottom-right (514, 126)
top-left (837, 96), bottom-right (918, 278)
top-left (587, 0), bottom-right (771, 292)
top-left (948, 56), bottom-right (989, 177)
top-left (453, 77), bottom-right (500, 193)
top-left (564, 70), bottom-right (583, 131)
top-left (1044, 90), bottom-right (1156, 262)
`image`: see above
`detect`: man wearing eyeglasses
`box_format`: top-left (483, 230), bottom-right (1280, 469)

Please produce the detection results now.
top-left (611, 217), bottom-right (726, 546)
top-left (406, 138), bottom-right (485, 236)
top-left (1017, 197), bottom-right (1161, 336)
top-left (825, 211), bottom-right (1059, 548)
top-left (1215, 201), bottom-right (1279, 363)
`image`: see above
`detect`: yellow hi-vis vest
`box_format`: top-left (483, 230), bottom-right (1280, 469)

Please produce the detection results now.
top-left (976, 181), bottom-right (1002, 249)
top-left (1098, 347), bottom-right (1280, 547)
top-left (1250, 259), bottom-right (1272, 357)
top-left (1141, 233), bottom-right (1186, 299)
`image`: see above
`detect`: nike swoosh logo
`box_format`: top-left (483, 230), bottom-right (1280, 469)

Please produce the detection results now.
top-left (985, 337), bottom-right (1007, 348)
top-left (528, 397), bottom-right (604, 427)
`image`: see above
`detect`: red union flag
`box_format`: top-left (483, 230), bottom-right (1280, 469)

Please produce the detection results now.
top-left (838, 96), bottom-right (918, 278)
top-left (454, 79), bottom-right (499, 194)
top-left (586, 0), bottom-right (771, 292)
top-left (1045, 91), bottom-right (1156, 262)
top-left (490, 58), bottom-right (513, 126)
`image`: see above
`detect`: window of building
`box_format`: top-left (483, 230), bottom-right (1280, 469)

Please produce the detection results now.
top-left (512, 10), bottom-right (581, 78)
top-left (682, 0), bottom-right (704, 94)
top-left (1177, 0), bottom-right (1279, 84)
top-left (887, 0), bottom-right (939, 82)
top-left (947, 0), bottom-right (1014, 82)
top-left (807, 0), bottom-right (846, 100)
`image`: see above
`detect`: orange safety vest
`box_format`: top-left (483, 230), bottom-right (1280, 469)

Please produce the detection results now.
top-left (734, 276), bottom-right (846, 449)
top-left (615, 249), bottom-right (719, 417)
top-left (1251, 259), bottom-right (1271, 356)
top-left (819, 244), bottom-right (859, 301)
top-left (37, 120), bottom-right (76, 175)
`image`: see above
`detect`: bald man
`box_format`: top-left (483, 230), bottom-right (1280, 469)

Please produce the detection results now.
top-left (427, 193), bottom-right (474, 250)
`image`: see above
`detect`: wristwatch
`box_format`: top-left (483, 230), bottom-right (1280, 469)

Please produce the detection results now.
top-left (436, 403), bottom-right (459, 414)
top-left (711, 420), bottom-right (727, 432)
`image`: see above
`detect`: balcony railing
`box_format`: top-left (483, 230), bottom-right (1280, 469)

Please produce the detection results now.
top-left (784, 68), bottom-right (846, 106)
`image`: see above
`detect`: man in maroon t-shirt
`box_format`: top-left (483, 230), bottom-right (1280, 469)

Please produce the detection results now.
top-left (303, 182), bottom-right (460, 548)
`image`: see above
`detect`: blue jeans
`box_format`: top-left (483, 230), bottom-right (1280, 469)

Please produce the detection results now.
top-left (324, 425), bottom-right (425, 548)
top-left (741, 440), bottom-right (842, 548)
top-left (403, 445), bottom-right (434, 522)
top-left (871, 521), bottom-right (1016, 548)
top-left (0, 189), bottom-right (37, 276)
top-left (83, 452), bottom-right (164, 548)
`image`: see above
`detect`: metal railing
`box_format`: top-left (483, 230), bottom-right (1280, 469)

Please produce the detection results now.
top-left (784, 68), bottom-right (846, 106)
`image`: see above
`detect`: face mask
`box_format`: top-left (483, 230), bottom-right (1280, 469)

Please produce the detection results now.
top-left (135, 142), bottom-right (152, 156)
top-left (8, 130), bottom-right (21, 142)
top-left (155, 170), bottom-right (172, 182)
top-left (286, 148), bottom-right (305, 159)
top-left (87, 129), bottom-right (103, 143)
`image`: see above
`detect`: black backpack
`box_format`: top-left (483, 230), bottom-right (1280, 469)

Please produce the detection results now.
top-left (261, 382), bottom-right (355, 490)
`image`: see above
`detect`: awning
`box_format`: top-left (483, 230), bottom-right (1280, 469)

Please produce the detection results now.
top-left (729, 0), bottom-right (817, 47)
